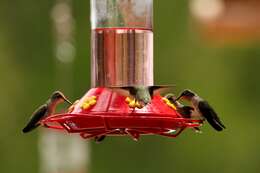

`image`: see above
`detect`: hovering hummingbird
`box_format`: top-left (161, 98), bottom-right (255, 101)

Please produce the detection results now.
top-left (175, 89), bottom-right (226, 131)
top-left (164, 93), bottom-right (201, 132)
top-left (22, 91), bottom-right (72, 133)
top-left (110, 85), bottom-right (173, 108)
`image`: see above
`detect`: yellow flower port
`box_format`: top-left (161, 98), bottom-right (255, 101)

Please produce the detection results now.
top-left (80, 96), bottom-right (97, 110)
top-left (125, 97), bottom-right (143, 109)
top-left (162, 97), bottom-right (177, 110)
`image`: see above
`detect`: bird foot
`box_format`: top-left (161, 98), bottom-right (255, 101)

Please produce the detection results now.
top-left (192, 127), bottom-right (202, 134)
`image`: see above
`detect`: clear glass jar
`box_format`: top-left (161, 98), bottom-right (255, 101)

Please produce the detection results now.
top-left (91, 0), bottom-right (154, 87)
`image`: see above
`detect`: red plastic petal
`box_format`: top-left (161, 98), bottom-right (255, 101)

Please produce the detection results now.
top-left (41, 88), bottom-right (202, 140)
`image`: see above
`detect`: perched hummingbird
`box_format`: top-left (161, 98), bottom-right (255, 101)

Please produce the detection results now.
top-left (175, 89), bottom-right (226, 131)
top-left (22, 91), bottom-right (72, 133)
top-left (164, 93), bottom-right (194, 118)
top-left (110, 85), bottom-right (173, 107)
top-left (164, 93), bottom-right (201, 132)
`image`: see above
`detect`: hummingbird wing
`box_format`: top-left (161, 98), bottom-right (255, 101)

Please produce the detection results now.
top-left (148, 85), bottom-right (175, 96)
top-left (22, 104), bottom-right (48, 133)
top-left (198, 101), bottom-right (226, 131)
top-left (108, 86), bottom-right (135, 98)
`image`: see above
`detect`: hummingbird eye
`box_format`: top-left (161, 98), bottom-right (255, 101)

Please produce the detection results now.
top-left (51, 91), bottom-right (64, 100)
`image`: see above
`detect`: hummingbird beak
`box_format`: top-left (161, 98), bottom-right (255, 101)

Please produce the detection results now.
top-left (175, 95), bottom-right (182, 101)
top-left (63, 97), bottom-right (72, 105)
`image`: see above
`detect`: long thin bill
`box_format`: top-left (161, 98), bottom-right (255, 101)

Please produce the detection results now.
top-left (175, 95), bottom-right (182, 101)
top-left (64, 98), bottom-right (72, 105)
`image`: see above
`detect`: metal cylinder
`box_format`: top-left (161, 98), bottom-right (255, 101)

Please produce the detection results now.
top-left (90, 0), bottom-right (154, 87)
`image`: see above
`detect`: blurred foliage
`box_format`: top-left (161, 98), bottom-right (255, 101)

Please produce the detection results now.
top-left (0, 0), bottom-right (260, 173)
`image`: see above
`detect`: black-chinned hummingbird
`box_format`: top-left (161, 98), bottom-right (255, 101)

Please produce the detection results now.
top-left (22, 91), bottom-right (72, 133)
top-left (110, 85), bottom-right (173, 108)
top-left (164, 93), bottom-right (201, 132)
top-left (175, 89), bottom-right (226, 131)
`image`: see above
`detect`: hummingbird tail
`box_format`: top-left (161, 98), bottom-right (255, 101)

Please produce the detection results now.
top-left (22, 124), bottom-right (40, 133)
top-left (216, 119), bottom-right (226, 129)
top-left (206, 118), bottom-right (224, 131)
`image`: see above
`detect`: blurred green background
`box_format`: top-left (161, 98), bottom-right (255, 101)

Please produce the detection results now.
top-left (1, 0), bottom-right (260, 173)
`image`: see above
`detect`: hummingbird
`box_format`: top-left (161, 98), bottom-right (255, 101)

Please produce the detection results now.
top-left (22, 91), bottom-right (72, 133)
top-left (175, 89), bottom-right (226, 131)
top-left (164, 93), bottom-right (194, 118)
top-left (110, 85), bottom-right (173, 108)
top-left (164, 93), bottom-right (201, 132)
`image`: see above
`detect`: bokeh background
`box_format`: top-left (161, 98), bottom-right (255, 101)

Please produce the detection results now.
top-left (1, 0), bottom-right (260, 173)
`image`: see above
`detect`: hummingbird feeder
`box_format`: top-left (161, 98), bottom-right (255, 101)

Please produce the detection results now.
top-left (41, 0), bottom-right (202, 141)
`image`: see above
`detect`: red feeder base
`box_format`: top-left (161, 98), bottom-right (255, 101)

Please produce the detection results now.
top-left (41, 88), bottom-right (202, 140)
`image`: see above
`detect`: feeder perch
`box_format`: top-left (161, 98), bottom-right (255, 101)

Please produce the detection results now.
top-left (41, 0), bottom-right (203, 141)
